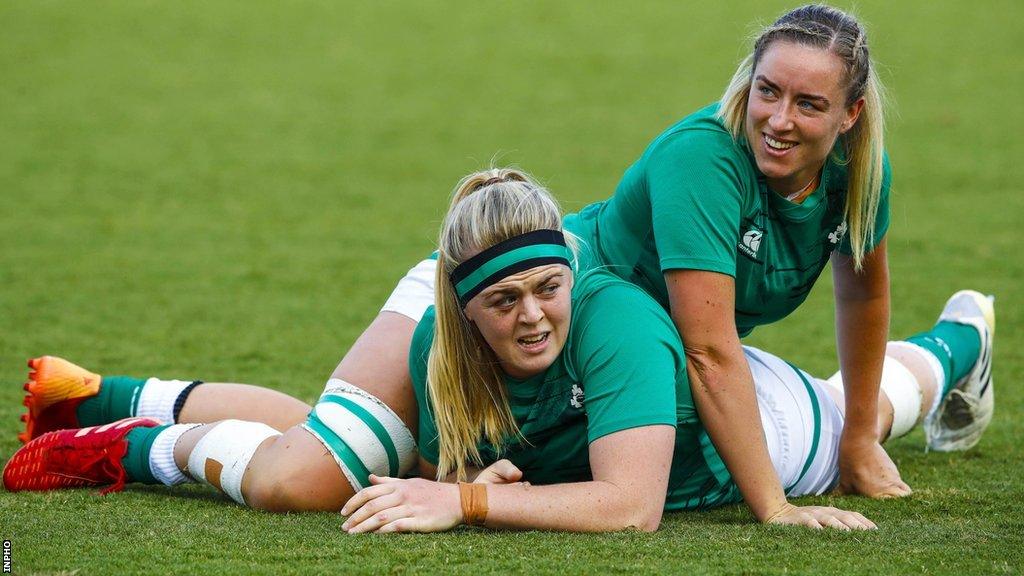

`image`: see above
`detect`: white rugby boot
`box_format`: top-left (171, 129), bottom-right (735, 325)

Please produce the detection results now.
top-left (924, 290), bottom-right (995, 452)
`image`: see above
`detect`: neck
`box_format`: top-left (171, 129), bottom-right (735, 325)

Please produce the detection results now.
top-left (784, 174), bottom-right (818, 202)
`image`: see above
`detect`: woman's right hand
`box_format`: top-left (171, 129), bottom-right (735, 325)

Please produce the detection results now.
top-left (765, 502), bottom-right (876, 530)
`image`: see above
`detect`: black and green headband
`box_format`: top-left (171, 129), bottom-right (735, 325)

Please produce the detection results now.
top-left (450, 229), bottom-right (572, 307)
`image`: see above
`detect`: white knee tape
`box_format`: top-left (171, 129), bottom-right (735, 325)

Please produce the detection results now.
top-left (187, 420), bottom-right (281, 505)
top-left (380, 257), bottom-right (438, 322)
top-left (303, 379), bottom-right (417, 491)
top-left (879, 358), bottom-right (924, 439)
top-left (825, 357), bottom-right (922, 439)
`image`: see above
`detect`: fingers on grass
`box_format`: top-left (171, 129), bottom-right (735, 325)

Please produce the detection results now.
top-left (343, 492), bottom-right (403, 529)
top-left (341, 483), bottom-right (396, 515)
top-left (347, 505), bottom-right (411, 534)
top-left (849, 512), bottom-right (877, 530)
top-left (377, 517), bottom-right (416, 534)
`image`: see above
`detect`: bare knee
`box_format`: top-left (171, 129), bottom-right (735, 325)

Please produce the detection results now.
top-left (245, 467), bottom-right (339, 513)
top-left (242, 431), bottom-right (353, 512)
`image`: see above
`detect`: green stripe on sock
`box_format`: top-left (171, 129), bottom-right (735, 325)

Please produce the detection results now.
top-left (122, 424), bottom-right (170, 485)
top-left (76, 376), bottom-right (148, 426)
top-left (906, 321), bottom-right (981, 395)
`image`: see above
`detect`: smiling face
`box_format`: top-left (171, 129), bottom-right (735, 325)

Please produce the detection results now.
top-left (462, 263), bottom-right (573, 380)
top-left (744, 41), bottom-right (865, 195)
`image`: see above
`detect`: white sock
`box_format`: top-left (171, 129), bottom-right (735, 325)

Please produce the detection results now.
top-left (148, 423), bottom-right (202, 486)
top-left (135, 378), bottom-right (194, 423)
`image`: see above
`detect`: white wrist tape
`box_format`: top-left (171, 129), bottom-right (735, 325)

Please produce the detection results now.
top-left (187, 420), bottom-right (281, 505)
top-left (825, 356), bottom-right (923, 439)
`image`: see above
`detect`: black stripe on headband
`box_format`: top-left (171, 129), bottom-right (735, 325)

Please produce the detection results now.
top-left (450, 229), bottom-right (570, 306)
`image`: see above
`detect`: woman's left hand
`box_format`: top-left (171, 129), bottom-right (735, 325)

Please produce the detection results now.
top-left (837, 438), bottom-right (912, 498)
top-left (341, 475), bottom-right (462, 533)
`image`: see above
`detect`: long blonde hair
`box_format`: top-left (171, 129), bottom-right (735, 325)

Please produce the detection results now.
top-left (718, 4), bottom-right (886, 270)
top-left (428, 167), bottom-right (574, 481)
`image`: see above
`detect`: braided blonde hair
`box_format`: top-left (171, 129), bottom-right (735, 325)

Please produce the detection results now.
top-left (719, 4), bottom-right (886, 269)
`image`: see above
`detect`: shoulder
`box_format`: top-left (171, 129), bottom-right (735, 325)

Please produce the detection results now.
top-left (408, 306), bottom-right (436, 389)
top-left (643, 103), bottom-right (750, 168)
top-left (571, 268), bottom-right (663, 312)
top-left (567, 270), bottom-right (681, 353)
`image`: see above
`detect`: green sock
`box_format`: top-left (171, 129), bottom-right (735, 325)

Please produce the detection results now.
top-left (76, 376), bottom-right (148, 426)
top-left (121, 424), bottom-right (170, 485)
top-left (905, 321), bottom-right (982, 396)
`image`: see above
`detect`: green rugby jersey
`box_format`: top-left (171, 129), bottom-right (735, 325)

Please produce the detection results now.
top-left (409, 269), bottom-right (742, 511)
top-left (563, 103), bottom-right (891, 337)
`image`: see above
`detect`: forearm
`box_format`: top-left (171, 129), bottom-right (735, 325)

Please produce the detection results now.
top-left (833, 243), bottom-right (891, 441)
top-left (482, 480), bottom-right (662, 532)
top-left (835, 289), bottom-right (889, 440)
top-left (686, 344), bottom-right (787, 521)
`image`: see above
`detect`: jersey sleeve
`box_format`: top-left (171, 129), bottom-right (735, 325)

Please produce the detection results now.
top-left (568, 282), bottom-right (685, 444)
top-left (838, 152), bottom-right (892, 255)
top-left (408, 307), bottom-right (441, 466)
top-left (646, 129), bottom-right (747, 276)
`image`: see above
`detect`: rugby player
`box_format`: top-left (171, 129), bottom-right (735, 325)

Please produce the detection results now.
top-left (5, 170), bottom-right (994, 532)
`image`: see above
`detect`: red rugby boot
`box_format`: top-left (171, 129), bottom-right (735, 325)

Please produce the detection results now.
top-left (3, 417), bottom-right (160, 494)
top-left (19, 356), bottom-right (102, 443)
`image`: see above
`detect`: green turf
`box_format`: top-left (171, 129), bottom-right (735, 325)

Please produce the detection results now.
top-left (1, 0), bottom-right (1022, 574)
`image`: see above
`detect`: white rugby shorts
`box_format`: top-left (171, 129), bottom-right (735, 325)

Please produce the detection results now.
top-left (380, 257), bottom-right (438, 323)
top-left (745, 346), bottom-right (844, 497)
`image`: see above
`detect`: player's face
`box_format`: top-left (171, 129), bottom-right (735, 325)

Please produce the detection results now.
top-left (744, 41), bottom-right (864, 195)
top-left (463, 264), bottom-right (573, 380)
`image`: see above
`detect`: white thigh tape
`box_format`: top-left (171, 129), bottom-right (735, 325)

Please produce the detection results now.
top-left (303, 379), bottom-right (417, 491)
top-left (380, 258), bottom-right (438, 323)
top-left (825, 356), bottom-right (922, 439)
top-left (187, 420), bottom-right (281, 505)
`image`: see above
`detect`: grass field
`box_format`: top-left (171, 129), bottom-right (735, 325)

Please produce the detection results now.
top-left (2, 1), bottom-right (1022, 574)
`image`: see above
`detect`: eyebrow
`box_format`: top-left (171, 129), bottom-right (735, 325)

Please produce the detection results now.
top-left (755, 75), bottom-right (831, 106)
top-left (483, 271), bottom-right (564, 299)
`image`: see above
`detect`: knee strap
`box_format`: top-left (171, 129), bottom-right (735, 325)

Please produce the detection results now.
top-left (303, 379), bottom-right (417, 491)
top-left (187, 420), bottom-right (281, 505)
top-left (825, 356), bottom-right (922, 439)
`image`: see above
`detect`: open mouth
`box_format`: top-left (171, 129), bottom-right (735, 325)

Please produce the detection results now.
top-left (517, 332), bottom-right (549, 350)
top-left (764, 133), bottom-right (797, 151)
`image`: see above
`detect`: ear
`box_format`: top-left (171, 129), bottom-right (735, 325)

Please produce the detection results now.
top-left (841, 97), bottom-right (865, 134)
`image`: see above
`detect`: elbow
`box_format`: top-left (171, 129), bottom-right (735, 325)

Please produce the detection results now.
top-left (606, 499), bottom-right (664, 533)
top-left (683, 344), bottom-right (736, 394)
top-left (634, 510), bottom-right (663, 533)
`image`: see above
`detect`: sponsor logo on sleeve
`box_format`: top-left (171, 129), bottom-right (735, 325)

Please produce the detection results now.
top-left (739, 225), bottom-right (764, 260)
